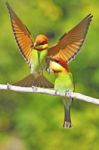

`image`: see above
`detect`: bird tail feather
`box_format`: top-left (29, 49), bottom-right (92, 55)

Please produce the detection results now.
top-left (14, 74), bottom-right (54, 88)
top-left (62, 98), bottom-right (73, 128)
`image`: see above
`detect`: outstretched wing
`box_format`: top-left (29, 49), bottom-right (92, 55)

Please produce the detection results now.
top-left (48, 14), bottom-right (93, 63)
top-left (6, 2), bottom-right (33, 67)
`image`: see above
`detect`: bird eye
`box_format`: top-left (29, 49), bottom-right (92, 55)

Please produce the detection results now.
top-left (36, 41), bottom-right (47, 46)
top-left (56, 60), bottom-right (59, 63)
top-left (36, 43), bottom-right (41, 46)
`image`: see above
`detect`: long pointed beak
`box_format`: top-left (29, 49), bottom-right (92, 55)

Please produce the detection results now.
top-left (33, 42), bottom-right (36, 48)
top-left (34, 42), bottom-right (41, 49)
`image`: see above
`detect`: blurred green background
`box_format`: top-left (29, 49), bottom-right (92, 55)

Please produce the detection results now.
top-left (0, 0), bottom-right (99, 149)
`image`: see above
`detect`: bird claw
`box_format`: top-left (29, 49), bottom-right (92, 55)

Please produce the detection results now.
top-left (65, 90), bottom-right (69, 97)
top-left (65, 90), bottom-right (72, 98)
top-left (55, 90), bottom-right (58, 95)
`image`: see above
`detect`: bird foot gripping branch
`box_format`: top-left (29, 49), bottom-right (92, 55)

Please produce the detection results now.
top-left (65, 91), bottom-right (73, 98)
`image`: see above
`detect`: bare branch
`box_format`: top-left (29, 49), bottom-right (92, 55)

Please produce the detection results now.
top-left (0, 83), bottom-right (99, 105)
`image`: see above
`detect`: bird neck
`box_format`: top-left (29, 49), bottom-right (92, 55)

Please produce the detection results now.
top-left (56, 69), bottom-right (69, 77)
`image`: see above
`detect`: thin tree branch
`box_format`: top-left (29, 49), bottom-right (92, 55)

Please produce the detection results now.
top-left (0, 83), bottom-right (99, 105)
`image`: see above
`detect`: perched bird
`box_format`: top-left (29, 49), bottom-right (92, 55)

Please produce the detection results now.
top-left (46, 14), bottom-right (93, 128)
top-left (48, 58), bottom-right (74, 128)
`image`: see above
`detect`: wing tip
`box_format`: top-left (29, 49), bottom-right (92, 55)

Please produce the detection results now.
top-left (6, 1), bottom-right (9, 7)
top-left (6, 1), bottom-right (11, 11)
top-left (86, 13), bottom-right (93, 21)
top-left (6, 1), bottom-right (16, 18)
top-left (6, 1), bottom-right (13, 19)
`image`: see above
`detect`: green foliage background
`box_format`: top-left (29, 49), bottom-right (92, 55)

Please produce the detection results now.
top-left (0, 0), bottom-right (99, 149)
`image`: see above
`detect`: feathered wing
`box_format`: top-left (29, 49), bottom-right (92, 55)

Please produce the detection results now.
top-left (48, 14), bottom-right (93, 63)
top-left (6, 2), bottom-right (33, 67)
top-left (14, 74), bottom-right (54, 88)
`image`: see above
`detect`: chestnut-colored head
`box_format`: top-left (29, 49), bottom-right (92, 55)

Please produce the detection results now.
top-left (34, 34), bottom-right (48, 51)
top-left (49, 58), bottom-right (69, 73)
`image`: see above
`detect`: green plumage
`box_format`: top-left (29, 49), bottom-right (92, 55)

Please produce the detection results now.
top-left (15, 50), bottom-right (56, 88)
top-left (55, 72), bottom-right (74, 128)
top-left (55, 72), bottom-right (74, 92)
top-left (31, 49), bottom-right (47, 73)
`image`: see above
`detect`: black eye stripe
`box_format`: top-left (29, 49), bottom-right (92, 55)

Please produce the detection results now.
top-left (55, 60), bottom-right (62, 66)
top-left (36, 41), bottom-right (47, 46)
top-left (56, 60), bottom-right (59, 63)
top-left (36, 43), bottom-right (41, 46)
